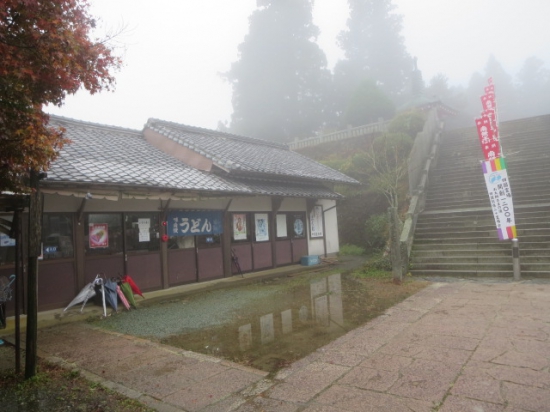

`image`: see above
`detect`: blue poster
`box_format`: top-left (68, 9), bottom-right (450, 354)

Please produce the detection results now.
top-left (167, 210), bottom-right (223, 236)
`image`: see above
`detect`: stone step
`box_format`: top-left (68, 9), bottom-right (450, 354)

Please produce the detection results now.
top-left (410, 262), bottom-right (514, 271)
top-left (410, 269), bottom-right (550, 278)
top-left (412, 234), bottom-right (550, 243)
top-left (416, 217), bottom-right (549, 227)
top-left (415, 226), bottom-right (550, 238)
top-left (424, 195), bottom-right (550, 210)
top-left (412, 248), bottom-right (550, 257)
top-left (408, 114), bottom-right (550, 278)
top-left (410, 269), bottom-right (515, 278)
top-left (428, 174), bottom-right (550, 190)
top-left (412, 253), bottom-right (550, 264)
top-left (412, 241), bottom-right (550, 251)
top-left (427, 175), bottom-right (550, 192)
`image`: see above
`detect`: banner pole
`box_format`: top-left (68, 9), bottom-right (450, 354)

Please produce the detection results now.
top-left (512, 238), bottom-right (520, 280)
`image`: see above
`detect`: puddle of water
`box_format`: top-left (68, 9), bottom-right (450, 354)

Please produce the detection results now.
top-left (160, 271), bottom-right (424, 373)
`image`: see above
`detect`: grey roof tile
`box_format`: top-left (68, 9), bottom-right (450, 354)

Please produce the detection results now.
top-left (43, 116), bottom-right (349, 200)
top-left (145, 119), bottom-right (359, 185)
top-left (45, 117), bottom-right (251, 194)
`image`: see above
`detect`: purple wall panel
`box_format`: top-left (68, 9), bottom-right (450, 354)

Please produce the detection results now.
top-left (168, 248), bottom-right (197, 285)
top-left (197, 247), bottom-right (223, 281)
top-left (84, 256), bottom-right (124, 284)
top-left (292, 239), bottom-right (308, 263)
top-left (127, 252), bottom-right (162, 291)
top-left (231, 243), bottom-right (252, 274)
top-left (38, 261), bottom-right (76, 311)
top-left (252, 242), bottom-right (273, 270)
top-left (275, 240), bottom-right (292, 266)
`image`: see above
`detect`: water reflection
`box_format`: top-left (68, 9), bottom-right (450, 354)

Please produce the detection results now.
top-left (238, 323), bottom-right (252, 351)
top-left (239, 273), bottom-right (344, 349)
top-left (260, 313), bottom-right (275, 344)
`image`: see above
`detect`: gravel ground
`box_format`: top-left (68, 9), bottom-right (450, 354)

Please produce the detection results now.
top-left (97, 287), bottom-right (281, 339)
top-left (96, 256), bottom-right (367, 339)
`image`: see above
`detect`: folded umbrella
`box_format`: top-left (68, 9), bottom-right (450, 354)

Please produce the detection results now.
top-left (93, 276), bottom-right (107, 318)
top-left (103, 279), bottom-right (118, 312)
top-left (116, 284), bottom-right (131, 310)
top-left (120, 281), bottom-right (137, 309)
top-left (122, 274), bottom-right (144, 298)
top-left (64, 282), bottom-right (96, 312)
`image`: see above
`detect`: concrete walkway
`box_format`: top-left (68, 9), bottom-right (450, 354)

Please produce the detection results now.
top-left (5, 279), bottom-right (549, 411)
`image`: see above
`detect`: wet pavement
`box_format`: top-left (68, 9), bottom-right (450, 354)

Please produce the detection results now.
top-left (3, 272), bottom-right (550, 411)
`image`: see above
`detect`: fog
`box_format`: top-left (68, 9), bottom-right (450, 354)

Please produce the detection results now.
top-left (47, 0), bottom-right (550, 133)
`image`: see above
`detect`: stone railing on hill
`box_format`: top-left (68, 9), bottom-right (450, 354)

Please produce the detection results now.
top-left (289, 119), bottom-right (389, 150)
top-left (399, 108), bottom-right (443, 275)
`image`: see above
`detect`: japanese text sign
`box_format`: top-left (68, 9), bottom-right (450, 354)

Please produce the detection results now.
top-left (167, 210), bottom-right (223, 237)
top-left (482, 158), bottom-right (517, 240)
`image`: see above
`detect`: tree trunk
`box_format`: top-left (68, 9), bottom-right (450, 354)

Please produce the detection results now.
top-left (25, 170), bottom-right (42, 379)
top-left (388, 207), bottom-right (402, 284)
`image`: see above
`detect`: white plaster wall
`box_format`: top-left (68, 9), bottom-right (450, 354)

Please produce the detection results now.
top-left (307, 199), bottom-right (339, 257)
top-left (323, 200), bottom-right (340, 255)
top-left (228, 197), bottom-right (272, 212)
top-left (279, 198), bottom-right (306, 211)
top-left (44, 194), bottom-right (232, 213)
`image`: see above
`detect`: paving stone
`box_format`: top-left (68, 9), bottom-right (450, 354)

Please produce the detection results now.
top-left (438, 395), bottom-right (506, 412)
top-left (482, 362), bottom-right (550, 389)
top-left (338, 366), bottom-right (399, 392)
top-left (233, 397), bottom-right (299, 412)
top-left (383, 308), bottom-right (427, 323)
top-left (450, 367), bottom-right (505, 405)
top-left (492, 349), bottom-right (549, 370)
top-left (389, 358), bottom-right (462, 402)
top-left (200, 394), bottom-right (247, 412)
top-left (314, 350), bottom-right (365, 367)
top-left (300, 405), bottom-right (345, 412)
top-left (163, 368), bottom-right (261, 411)
top-left (268, 362), bottom-right (349, 403)
top-left (314, 384), bottom-right (435, 411)
top-left (359, 352), bottom-right (414, 371)
top-left (503, 381), bottom-right (550, 411)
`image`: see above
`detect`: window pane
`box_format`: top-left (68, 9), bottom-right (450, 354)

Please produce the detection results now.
top-left (291, 214), bottom-right (306, 239)
top-left (42, 214), bottom-right (74, 260)
top-left (276, 214), bottom-right (288, 238)
top-left (168, 235), bottom-right (195, 249)
top-left (85, 214), bottom-right (123, 256)
top-left (0, 214), bottom-right (15, 266)
top-left (124, 213), bottom-right (160, 252)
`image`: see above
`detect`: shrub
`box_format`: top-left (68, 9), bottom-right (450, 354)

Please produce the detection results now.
top-left (388, 110), bottom-right (426, 139)
top-left (339, 244), bottom-right (366, 256)
top-left (364, 213), bottom-right (388, 250)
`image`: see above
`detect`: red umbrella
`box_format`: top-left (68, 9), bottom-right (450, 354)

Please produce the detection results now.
top-left (122, 274), bottom-right (144, 298)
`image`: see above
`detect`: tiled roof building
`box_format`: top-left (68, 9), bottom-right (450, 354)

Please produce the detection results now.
top-left (1, 115), bottom-right (359, 312)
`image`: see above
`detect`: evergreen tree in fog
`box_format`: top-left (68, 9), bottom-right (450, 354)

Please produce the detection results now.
top-left (225, 0), bottom-right (330, 143)
top-left (333, 0), bottom-right (413, 126)
top-left (516, 56), bottom-right (550, 118)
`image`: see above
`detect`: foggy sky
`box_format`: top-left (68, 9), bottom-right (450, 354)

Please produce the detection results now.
top-left (46, 0), bottom-right (550, 131)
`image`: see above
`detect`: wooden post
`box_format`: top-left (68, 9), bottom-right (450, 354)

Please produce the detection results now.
top-left (14, 208), bottom-right (23, 373)
top-left (25, 170), bottom-right (43, 379)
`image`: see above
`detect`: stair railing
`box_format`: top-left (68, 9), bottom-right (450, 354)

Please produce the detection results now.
top-left (399, 108), bottom-right (444, 275)
top-left (288, 119), bottom-right (389, 150)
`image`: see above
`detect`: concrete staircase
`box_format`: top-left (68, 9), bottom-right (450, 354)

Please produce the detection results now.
top-left (410, 114), bottom-right (550, 278)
